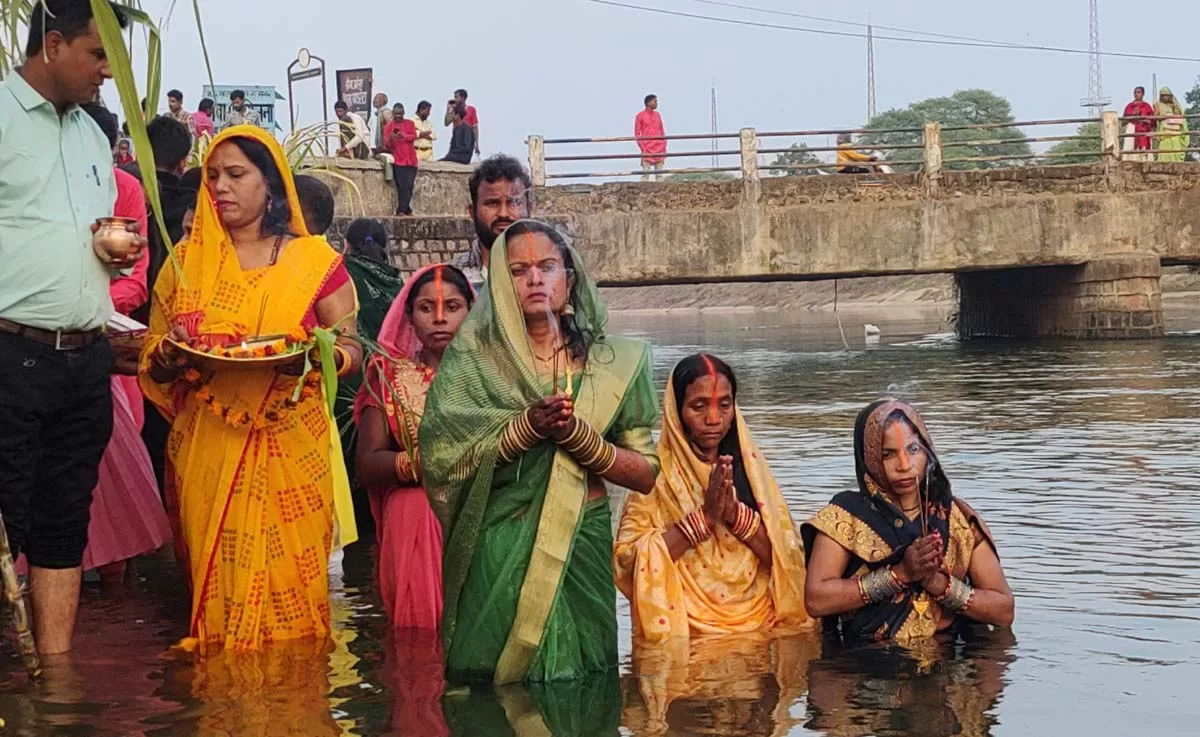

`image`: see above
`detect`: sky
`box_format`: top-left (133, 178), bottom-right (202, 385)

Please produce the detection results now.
top-left (130, 0), bottom-right (1199, 169)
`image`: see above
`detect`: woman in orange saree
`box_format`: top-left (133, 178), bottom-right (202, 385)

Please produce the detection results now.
top-left (138, 126), bottom-right (362, 652)
top-left (614, 354), bottom-right (810, 644)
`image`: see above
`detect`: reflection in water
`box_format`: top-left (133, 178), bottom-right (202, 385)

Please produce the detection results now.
top-left (3, 306), bottom-right (1199, 736)
top-left (804, 630), bottom-right (1015, 737)
top-left (623, 634), bottom-right (818, 737)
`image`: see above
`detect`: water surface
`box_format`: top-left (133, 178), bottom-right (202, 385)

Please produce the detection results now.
top-left (3, 304), bottom-right (1198, 736)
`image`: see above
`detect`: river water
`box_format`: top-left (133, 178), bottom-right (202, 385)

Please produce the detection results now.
top-left (2, 304), bottom-right (1199, 736)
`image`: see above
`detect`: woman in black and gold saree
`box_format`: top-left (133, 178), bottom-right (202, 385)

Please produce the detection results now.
top-left (801, 399), bottom-right (1014, 641)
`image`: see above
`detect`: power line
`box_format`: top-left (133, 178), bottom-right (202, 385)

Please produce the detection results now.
top-left (688, 0), bottom-right (1028, 48)
top-left (577, 0), bottom-right (1200, 63)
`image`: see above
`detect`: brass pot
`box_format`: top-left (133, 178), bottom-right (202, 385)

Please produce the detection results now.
top-left (93, 216), bottom-right (141, 265)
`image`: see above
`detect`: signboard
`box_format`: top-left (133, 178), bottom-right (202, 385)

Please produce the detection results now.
top-left (335, 68), bottom-right (374, 121)
top-left (201, 85), bottom-right (285, 131)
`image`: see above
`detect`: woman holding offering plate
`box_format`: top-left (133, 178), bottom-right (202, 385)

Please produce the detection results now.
top-left (420, 220), bottom-right (660, 684)
top-left (138, 125), bottom-right (362, 652)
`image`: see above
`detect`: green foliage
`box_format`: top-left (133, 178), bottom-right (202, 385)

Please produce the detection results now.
top-left (766, 143), bottom-right (822, 176)
top-left (859, 89), bottom-right (1032, 170)
top-left (664, 171), bottom-right (736, 182)
top-left (1185, 77), bottom-right (1200, 162)
top-left (1043, 121), bottom-right (1102, 165)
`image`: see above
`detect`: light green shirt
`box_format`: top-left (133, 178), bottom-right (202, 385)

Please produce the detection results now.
top-left (0, 71), bottom-right (116, 331)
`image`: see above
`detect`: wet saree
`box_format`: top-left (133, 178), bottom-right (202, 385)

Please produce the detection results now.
top-left (801, 400), bottom-right (996, 642)
top-left (420, 224), bottom-right (659, 684)
top-left (614, 371), bottom-right (809, 643)
top-left (139, 126), bottom-right (356, 651)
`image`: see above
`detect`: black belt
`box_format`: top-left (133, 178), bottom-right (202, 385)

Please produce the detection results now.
top-left (0, 318), bottom-right (102, 350)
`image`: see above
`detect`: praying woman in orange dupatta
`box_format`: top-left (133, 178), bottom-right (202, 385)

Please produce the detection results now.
top-left (802, 399), bottom-right (1013, 642)
top-left (139, 126), bottom-right (362, 652)
top-left (614, 354), bottom-right (810, 643)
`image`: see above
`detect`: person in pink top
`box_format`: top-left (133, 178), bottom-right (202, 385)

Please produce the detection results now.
top-left (635, 94), bottom-right (667, 181)
top-left (193, 97), bottom-right (216, 139)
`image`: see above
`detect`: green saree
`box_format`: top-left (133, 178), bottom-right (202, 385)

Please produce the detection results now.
top-left (419, 223), bottom-right (659, 685)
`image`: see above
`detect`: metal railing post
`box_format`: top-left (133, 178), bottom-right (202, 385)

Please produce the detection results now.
top-left (528, 135), bottom-right (546, 187)
top-left (740, 128), bottom-right (759, 183)
top-left (1101, 111), bottom-right (1121, 161)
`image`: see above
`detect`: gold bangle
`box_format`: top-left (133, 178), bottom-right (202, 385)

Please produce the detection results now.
top-left (334, 345), bottom-right (352, 377)
top-left (394, 451), bottom-right (412, 482)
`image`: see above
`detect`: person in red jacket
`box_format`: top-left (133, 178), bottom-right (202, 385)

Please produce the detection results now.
top-left (384, 102), bottom-right (419, 216)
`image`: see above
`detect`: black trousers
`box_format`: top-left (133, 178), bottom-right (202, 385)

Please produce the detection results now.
top-left (393, 165), bottom-right (417, 215)
top-left (0, 331), bottom-right (113, 568)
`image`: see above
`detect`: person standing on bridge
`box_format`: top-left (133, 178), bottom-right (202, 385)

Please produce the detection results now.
top-left (1123, 86), bottom-right (1155, 160)
top-left (1155, 87), bottom-right (1190, 163)
top-left (635, 94), bottom-right (667, 181)
top-left (384, 102), bottom-right (419, 216)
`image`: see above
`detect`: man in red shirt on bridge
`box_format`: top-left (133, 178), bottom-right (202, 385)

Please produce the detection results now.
top-left (635, 94), bottom-right (666, 181)
top-left (384, 102), bottom-right (419, 216)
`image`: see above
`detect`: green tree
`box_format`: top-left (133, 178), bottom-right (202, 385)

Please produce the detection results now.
top-left (858, 89), bottom-right (1032, 170)
top-left (665, 171), bottom-right (736, 182)
top-left (1184, 77), bottom-right (1200, 161)
top-left (1043, 122), bottom-right (1102, 165)
top-left (766, 143), bottom-right (822, 176)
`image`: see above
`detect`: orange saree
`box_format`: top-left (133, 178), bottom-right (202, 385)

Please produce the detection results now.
top-left (139, 126), bottom-right (355, 651)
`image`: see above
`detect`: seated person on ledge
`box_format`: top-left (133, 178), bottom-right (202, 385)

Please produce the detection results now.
top-left (614, 354), bottom-right (811, 643)
top-left (802, 399), bottom-right (1014, 642)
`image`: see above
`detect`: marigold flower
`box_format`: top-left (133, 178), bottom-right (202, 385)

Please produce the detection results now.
top-left (195, 386), bottom-right (213, 402)
top-left (183, 368), bottom-right (201, 383)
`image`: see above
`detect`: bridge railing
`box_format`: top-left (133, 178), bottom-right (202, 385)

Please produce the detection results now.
top-left (526, 111), bottom-right (1200, 185)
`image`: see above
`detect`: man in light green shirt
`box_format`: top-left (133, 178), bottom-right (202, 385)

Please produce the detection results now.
top-left (0, 0), bottom-right (142, 657)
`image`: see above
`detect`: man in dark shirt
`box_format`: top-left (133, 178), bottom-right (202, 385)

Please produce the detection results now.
top-left (124, 115), bottom-right (195, 498)
top-left (441, 104), bottom-right (476, 165)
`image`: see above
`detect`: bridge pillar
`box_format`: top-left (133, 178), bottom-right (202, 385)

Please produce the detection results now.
top-left (956, 254), bottom-right (1163, 340)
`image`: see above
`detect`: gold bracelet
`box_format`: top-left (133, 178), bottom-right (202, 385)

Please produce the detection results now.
top-left (394, 451), bottom-right (412, 482)
top-left (499, 409), bottom-right (545, 463)
top-left (560, 419), bottom-right (617, 474)
top-left (334, 345), bottom-right (352, 377)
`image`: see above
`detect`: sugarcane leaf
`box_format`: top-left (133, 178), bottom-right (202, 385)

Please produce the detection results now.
top-left (190, 0), bottom-right (213, 91)
top-left (90, 0), bottom-right (184, 282)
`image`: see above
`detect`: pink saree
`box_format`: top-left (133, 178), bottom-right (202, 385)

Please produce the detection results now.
top-left (353, 264), bottom-right (464, 629)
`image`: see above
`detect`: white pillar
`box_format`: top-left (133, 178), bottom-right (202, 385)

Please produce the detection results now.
top-left (528, 136), bottom-right (546, 187)
top-left (1101, 111), bottom-right (1121, 160)
top-left (739, 128), bottom-right (759, 183)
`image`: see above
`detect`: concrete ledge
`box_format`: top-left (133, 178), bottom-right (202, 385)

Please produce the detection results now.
top-left (328, 216), bottom-right (474, 279)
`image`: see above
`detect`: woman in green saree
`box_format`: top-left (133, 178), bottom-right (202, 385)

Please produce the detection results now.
top-left (420, 219), bottom-right (660, 684)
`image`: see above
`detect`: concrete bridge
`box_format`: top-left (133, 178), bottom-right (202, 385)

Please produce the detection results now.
top-left (323, 158), bottom-right (1200, 340)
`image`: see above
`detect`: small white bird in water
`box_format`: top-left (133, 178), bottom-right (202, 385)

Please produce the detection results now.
top-left (864, 324), bottom-right (881, 344)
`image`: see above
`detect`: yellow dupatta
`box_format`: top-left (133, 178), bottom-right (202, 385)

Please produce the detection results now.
top-left (614, 372), bottom-right (810, 643)
top-left (139, 125), bottom-right (355, 651)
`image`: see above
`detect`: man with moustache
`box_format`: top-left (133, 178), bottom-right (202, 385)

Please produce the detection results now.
top-left (454, 154), bottom-right (532, 290)
top-left (0, 0), bottom-right (144, 654)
